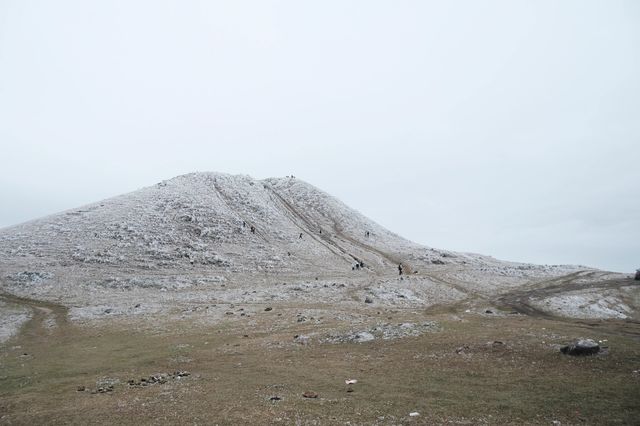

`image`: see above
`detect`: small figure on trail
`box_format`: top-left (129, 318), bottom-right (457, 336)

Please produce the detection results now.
top-left (319, 229), bottom-right (322, 234)
top-left (299, 233), bottom-right (303, 239)
top-left (242, 221), bottom-right (246, 227)
top-left (250, 225), bottom-right (256, 234)
top-left (398, 264), bottom-right (403, 276)
top-left (365, 231), bottom-right (370, 238)
top-left (635, 268), bottom-right (640, 281)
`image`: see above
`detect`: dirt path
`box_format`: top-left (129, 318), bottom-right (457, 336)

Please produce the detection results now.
top-left (497, 272), bottom-right (635, 316)
top-left (266, 187), bottom-right (360, 264)
top-left (0, 291), bottom-right (69, 341)
top-left (332, 226), bottom-right (413, 275)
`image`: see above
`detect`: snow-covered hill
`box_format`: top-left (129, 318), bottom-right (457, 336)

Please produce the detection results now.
top-left (0, 172), bottom-right (634, 336)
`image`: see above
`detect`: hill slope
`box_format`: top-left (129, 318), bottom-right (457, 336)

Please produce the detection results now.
top-left (0, 172), bottom-right (635, 329)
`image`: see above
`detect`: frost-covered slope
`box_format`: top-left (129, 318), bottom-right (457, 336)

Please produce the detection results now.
top-left (3, 172), bottom-right (629, 326)
top-left (0, 172), bottom-right (585, 283)
top-left (0, 172), bottom-right (481, 278)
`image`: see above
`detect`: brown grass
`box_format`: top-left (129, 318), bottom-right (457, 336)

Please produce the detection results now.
top-left (1, 307), bottom-right (639, 425)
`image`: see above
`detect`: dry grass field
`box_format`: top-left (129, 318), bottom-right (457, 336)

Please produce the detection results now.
top-left (2, 292), bottom-right (639, 425)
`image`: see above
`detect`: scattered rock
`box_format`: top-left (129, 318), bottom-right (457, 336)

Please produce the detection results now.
top-left (485, 309), bottom-right (493, 314)
top-left (264, 307), bottom-right (273, 311)
top-left (104, 308), bottom-right (113, 314)
top-left (455, 345), bottom-right (469, 354)
top-left (352, 331), bottom-right (375, 342)
top-left (269, 396), bottom-right (282, 401)
top-left (294, 335), bottom-right (310, 345)
top-left (127, 371), bottom-right (190, 388)
top-left (409, 412), bottom-right (420, 417)
top-left (364, 297), bottom-right (373, 304)
top-left (302, 391), bottom-right (318, 399)
top-left (560, 339), bottom-right (600, 356)
top-left (77, 386), bottom-right (86, 392)
top-left (96, 385), bottom-right (114, 394)
top-left (323, 321), bottom-right (441, 344)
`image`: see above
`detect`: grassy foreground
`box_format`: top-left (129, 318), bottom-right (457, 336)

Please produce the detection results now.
top-left (1, 304), bottom-right (639, 425)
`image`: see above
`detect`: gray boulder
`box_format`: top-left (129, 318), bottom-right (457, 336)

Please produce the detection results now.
top-left (560, 339), bottom-right (600, 356)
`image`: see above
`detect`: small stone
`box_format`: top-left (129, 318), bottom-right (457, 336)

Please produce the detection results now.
top-left (455, 345), bottom-right (469, 354)
top-left (269, 396), bottom-right (282, 401)
top-left (294, 335), bottom-right (310, 345)
top-left (364, 297), bottom-right (373, 304)
top-left (302, 391), bottom-right (318, 398)
top-left (77, 386), bottom-right (86, 392)
top-left (264, 307), bottom-right (273, 311)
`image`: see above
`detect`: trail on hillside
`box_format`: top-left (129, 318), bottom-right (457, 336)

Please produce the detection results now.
top-left (265, 186), bottom-right (356, 264)
top-left (498, 272), bottom-right (636, 315)
top-left (266, 185), bottom-right (415, 275)
top-left (211, 179), bottom-right (271, 243)
top-left (332, 226), bottom-right (413, 274)
top-left (0, 291), bottom-right (69, 341)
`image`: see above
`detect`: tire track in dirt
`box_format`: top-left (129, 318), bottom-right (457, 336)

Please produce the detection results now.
top-left (497, 272), bottom-right (637, 320)
top-left (0, 291), bottom-right (69, 341)
top-left (332, 227), bottom-right (413, 275)
top-left (265, 186), bottom-right (357, 265)
top-left (268, 185), bottom-right (415, 276)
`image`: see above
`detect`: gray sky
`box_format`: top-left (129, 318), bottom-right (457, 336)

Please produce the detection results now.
top-left (1, 1), bottom-right (639, 272)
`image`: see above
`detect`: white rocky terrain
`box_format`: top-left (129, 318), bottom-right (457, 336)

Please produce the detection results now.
top-left (0, 172), bottom-right (637, 342)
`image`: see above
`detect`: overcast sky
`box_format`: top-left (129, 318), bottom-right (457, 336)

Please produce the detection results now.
top-left (1, 1), bottom-right (638, 272)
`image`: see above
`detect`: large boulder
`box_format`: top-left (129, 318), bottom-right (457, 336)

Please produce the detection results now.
top-left (560, 339), bottom-right (600, 356)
